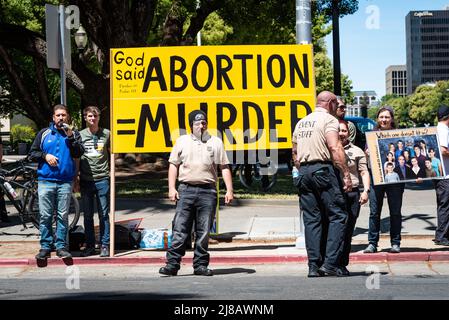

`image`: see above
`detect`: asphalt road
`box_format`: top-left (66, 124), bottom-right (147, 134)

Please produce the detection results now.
top-left (2, 262), bottom-right (449, 300)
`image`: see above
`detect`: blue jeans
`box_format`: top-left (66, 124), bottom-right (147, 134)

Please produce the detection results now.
top-left (80, 179), bottom-right (110, 247)
top-left (38, 180), bottom-right (73, 250)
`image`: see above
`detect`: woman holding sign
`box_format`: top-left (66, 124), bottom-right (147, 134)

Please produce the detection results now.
top-left (364, 107), bottom-right (405, 254)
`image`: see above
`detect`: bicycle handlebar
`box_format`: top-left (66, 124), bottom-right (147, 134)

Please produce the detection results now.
top-left (0, 158), bottom-right (36, 178)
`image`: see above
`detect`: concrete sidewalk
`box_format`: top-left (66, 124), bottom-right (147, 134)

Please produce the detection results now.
top-left (1, 187), bottom-right (449, 266)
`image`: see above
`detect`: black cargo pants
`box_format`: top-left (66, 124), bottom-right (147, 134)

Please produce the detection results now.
top-left (297, 162), bottom-right (348, 269)
top-left (166, 183), bottom-right (217, 270)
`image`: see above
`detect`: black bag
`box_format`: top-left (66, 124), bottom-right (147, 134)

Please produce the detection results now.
top-left (114, 225), bottom-right (132, 250)
top-left (69, 225), bottom-right (86, 251)
top-left (114, 225), bottom-right (142, 250)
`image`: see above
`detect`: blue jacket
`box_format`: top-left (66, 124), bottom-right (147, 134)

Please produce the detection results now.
top-left (29, 123), bottom-right (84, 182)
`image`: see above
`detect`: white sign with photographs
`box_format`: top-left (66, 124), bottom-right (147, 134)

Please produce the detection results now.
top-left (366, 127), bottom-right (446, 185)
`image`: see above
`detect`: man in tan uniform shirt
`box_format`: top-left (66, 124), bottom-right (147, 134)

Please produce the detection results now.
top-left (292, 91), bottom-right (352, 277)
top-left (159, 110), bottom-right (234, 277)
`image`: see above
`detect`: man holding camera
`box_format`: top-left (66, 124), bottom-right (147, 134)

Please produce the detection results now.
top-left (29, 104), bottom-right (84, 260)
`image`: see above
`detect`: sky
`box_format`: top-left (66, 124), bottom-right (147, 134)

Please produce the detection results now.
top-left (325, 0), bottom-right (449, 98)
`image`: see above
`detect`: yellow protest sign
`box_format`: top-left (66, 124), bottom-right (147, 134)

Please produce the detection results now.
top-left (110, 44), bottom-right (316, 153)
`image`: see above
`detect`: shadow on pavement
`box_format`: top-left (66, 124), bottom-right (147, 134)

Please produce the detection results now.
top-left (387, 247), bottom-right (449, 252)
top-left (212, 267), bottom-right (256, 275)
top-left (211, 232), bottom-right (247, 242)
top-left (402, 213), bottom-right (436, 231)
top-left (48, 292), bottom-right (200, 300)
top-left (115, 199), bottom-right (174, 214)
top-left (209, 244), bottom-right (294, 251)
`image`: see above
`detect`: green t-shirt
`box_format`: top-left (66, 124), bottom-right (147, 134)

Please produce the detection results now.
top-left (79, 127), bottom-right (110, 181)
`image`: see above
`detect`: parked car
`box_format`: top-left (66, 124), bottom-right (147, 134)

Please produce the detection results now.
top-left (344, 116), bottom-right (376, 150)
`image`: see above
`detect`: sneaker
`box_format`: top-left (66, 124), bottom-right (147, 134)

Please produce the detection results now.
top-left (307, 265), bottom-right (324, 278)
top-left (194, 266), bottom-right (213, 276)
top-left (81, 246), bottom-right (96, 257)
top-left (35, 249), bottom-right (51, 260)
top-left (100, 246), bottom-right (110, 257)
top-left (56, 248), bottom-right (72, 259)
top-left (363, 244), bottom-right (377, 253)
top-left (390, 244), bottom-right (400, 253)
top-left (337, 266), bottom-right (350, 277)
top-left (318, 265), bottom-right (346, 277)
top-left (159, 265), bottom-right (178, 276)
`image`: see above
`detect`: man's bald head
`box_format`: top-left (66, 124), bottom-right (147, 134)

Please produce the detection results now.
top-left (316, 91), bottom-right (338, 115)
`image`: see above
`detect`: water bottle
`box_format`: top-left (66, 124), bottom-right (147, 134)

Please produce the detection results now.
top-left (292, 166), bottom-right (300, 187)
top-left (4, 182), bottom-right (17, 199)
top-left (292, 166), bottom-right (299, 179)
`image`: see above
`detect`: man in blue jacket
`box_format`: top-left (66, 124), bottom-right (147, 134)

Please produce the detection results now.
top-left (29, 105), bottom-right (84, 260)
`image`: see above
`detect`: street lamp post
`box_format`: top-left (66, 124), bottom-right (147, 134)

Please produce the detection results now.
top-left (74, 25), bottom-right (88, 52)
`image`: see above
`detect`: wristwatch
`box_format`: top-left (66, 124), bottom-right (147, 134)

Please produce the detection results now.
top-left (363, 189), bottom-right (370, 193)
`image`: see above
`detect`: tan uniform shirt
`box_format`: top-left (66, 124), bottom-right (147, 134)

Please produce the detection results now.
top-left (344, 142), bottom-right (368, 188)
top-left (169, 133), bottom-right (230, 184)
top-left (292, 111), bottom-right (339, 163)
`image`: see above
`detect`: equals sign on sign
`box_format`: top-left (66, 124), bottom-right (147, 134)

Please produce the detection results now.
top-left (116, 119), bottom-right (135, 135)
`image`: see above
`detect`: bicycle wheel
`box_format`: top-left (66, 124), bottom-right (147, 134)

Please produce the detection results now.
top-left (238, 163), bottom-right (278, 192)
top-left (27, 192), bottom-right (80, 231)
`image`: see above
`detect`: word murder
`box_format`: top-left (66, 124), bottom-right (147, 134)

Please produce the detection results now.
top-left (115, 101), bottom-right (312, 148)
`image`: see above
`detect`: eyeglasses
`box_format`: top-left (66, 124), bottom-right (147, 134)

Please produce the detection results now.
top-left (337, 105), bottom-right (346, 109)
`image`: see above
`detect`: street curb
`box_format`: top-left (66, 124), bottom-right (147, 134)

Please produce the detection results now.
top-left (2, 251), bottom-right (449, 267)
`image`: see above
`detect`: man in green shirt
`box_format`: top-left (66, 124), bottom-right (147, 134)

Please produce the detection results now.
top-left (78, 106), bottom-right (111, 257)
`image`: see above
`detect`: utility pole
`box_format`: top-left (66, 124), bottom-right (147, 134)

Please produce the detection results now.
top-left (45, 4), bottom-right (71, 106)
top-left (294, 0), bottom-right (312, 250)
top-left (296, 0), bottom-right (312, 44)
top-left (197, 0), bottom-right (201, 46)
top-left (332, 0), bottom-right (342, 96)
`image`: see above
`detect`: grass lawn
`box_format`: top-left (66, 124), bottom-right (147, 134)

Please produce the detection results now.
top-left (116, 172), bottom-right (299, 200)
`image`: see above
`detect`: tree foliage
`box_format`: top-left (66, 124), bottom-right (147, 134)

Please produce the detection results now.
top-left (378, 81), bottom-right (449, 127)
top-left (0, 0), bottom-right (359, 129)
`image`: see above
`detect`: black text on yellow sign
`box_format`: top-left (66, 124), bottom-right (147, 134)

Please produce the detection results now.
top-left (110, 44), bottom-right (316, 153)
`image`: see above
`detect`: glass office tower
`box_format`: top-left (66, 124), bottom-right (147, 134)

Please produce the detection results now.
top-left (406, 10), bottom-right (449, 95)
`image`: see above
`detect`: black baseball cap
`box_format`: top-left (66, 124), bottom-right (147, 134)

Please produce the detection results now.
top-left (188, 110), bottom-right (207, 127)
top-left (438, 104), bottom-right (449, 120)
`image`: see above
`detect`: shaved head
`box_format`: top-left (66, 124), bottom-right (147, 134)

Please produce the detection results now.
top-left (316, 91), bottom-right (338, 114)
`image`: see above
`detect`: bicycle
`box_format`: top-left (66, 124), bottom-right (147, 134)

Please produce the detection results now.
top-left (235, 162), bottom-right (278, 192)
top-left (0, 159), bottom-right (80, 231)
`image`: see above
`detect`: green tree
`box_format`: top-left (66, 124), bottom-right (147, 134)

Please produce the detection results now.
top-left (408, 85), bottom-right (441, 126)
top-left (1, 0), bottom-right (359, 129)
top-left (313, 51), bottom-right (353, 101)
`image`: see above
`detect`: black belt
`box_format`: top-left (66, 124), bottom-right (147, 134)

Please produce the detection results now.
top-left (180, 182), bottom-right (215, 189)
top-left (300, 161), bottom-right (332, 166)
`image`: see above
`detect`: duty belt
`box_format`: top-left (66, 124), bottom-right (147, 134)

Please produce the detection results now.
top-left (180, 182), bottom-right (215, 189)
top-left (300, 161), bottom-right (333, 166)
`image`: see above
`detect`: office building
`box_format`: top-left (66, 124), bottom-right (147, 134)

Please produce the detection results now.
top-left (347, 91), bottom-right (379, 117)
top-left (386, 65), bottom-right (407, 97)
top-left (406, 9), bottom-right (449, 94)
